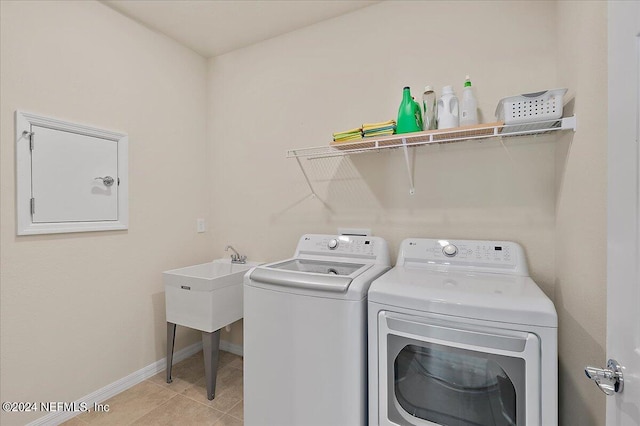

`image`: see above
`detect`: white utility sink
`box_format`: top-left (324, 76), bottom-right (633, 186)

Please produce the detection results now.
top-left (164, 259), bottom-right (259, 333)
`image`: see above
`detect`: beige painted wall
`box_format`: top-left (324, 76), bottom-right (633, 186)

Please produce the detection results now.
top-left (555, 1), bottom-right (607, 425)
top-left (0, 1), bottom-right (210, 424)
top-left (210, 1), bottom-right (608, 424)
top-left (208, 0), bottom-right (561, 354)
top-left (0, 0), bottom-right (608, 425)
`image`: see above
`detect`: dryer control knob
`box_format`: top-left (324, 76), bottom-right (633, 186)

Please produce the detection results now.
top-left (328, 239), bottom-right (339, 250)
top-left (443, 244), bottom-right (458, 257)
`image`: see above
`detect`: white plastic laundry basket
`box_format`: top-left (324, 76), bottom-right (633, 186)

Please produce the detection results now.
top-left (495, 88), bottom-right (567, 125)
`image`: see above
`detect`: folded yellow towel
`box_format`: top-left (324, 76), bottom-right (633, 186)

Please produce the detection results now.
top-left (332, 127), bottom-right (363, 138)
top-left (333, 134), bottom-right (363, 142)
top-left (362, 120), bottom-right (396, 130)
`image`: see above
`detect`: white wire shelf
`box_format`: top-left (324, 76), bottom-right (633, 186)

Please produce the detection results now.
top-left (287, 116), bottom-right (577, 159)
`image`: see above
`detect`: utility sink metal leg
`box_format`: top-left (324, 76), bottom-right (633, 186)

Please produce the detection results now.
top-left (166, 322), bottom-right (176, 384)
top-left (202, 329), bottom-right (221, 400)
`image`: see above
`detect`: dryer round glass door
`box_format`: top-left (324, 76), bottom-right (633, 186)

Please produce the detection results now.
top-left (378, 312), bottom-right (541, 425)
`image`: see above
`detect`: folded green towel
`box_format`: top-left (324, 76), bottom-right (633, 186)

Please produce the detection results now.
top-left (363, 124), bottom-right (395, 133)
top-left (363, 130), bottom-right (395, 138)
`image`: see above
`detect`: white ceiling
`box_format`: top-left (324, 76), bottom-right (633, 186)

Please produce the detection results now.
top-left (102, 0), bottom-right (379, 58)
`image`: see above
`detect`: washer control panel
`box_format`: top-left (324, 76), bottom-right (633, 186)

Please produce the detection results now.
top-left (398, 238), bottom-right (528, 275)
top-left (294, 234), bottom-right (390, 263)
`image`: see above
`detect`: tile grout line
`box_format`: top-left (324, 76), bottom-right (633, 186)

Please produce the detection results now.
top-left (144, 378), bottom-right (180, 395)
top-left (226, 399), bottom-right (244, 421)
top-left (97, 383), bottom-right (178, 426)
top-left (177, 375), bottom-right (240, 409)
top-left (226, 399), bottom-right (242, 414)
top-left (168, 354), bottom-right (244, 419)
top-left (74, 415), bottom-right (90, 425)
top-left (179, 388), bottom-right (230, 416)
top-left (125, 394), bottom-right (180, 426)
top-left (172, 374), bottom-right (235, 416)
top-left (70, 352), bottom-right (243, 425)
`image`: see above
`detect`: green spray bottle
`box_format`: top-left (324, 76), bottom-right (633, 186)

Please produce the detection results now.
top-left (397, 86), bottom-right (423, 134)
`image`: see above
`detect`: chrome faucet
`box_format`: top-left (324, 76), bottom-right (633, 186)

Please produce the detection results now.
top-left (225, 245), bottom-right (247, 264)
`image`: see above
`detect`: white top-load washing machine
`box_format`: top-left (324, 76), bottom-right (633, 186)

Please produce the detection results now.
top-left (368, 238), bottom-right (557, 426)
top-left (244, 234), bottom-right (391, 426)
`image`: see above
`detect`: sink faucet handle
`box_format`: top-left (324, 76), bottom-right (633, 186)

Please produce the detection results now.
top-left (224, 245), bottom-right (246, 264)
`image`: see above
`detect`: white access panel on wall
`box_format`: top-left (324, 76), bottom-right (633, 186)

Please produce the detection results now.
top-left (16, 111), bottom-right (128, 235)
top-left (31, 126), bottom-right (119, 223)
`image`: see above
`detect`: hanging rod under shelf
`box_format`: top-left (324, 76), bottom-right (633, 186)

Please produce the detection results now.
top-left (286, 116), bottom-right (577, 160)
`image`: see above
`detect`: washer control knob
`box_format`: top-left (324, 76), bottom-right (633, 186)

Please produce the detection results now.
top-left (443, 244), bottom-right (458, 257)
top-left (328, 239), bottom-right (339, 250)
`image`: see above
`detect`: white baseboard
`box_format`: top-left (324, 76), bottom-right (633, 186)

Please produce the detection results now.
top-left (220, 340), bottom-right (243, 356)
top-left (27, 341), bottom-right (204, 426)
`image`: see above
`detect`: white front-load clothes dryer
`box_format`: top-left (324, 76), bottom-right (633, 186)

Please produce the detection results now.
top-left (244, 234), bottom-right (390, 426)
top-left (368, 238), bottom-right (557, 426)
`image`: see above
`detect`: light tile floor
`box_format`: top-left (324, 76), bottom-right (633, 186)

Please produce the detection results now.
top-left (63, 350), bottom-right (243, 426)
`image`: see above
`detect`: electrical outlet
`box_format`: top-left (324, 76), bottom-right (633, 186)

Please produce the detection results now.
top-left (197, 218), bottom-right (206, 233)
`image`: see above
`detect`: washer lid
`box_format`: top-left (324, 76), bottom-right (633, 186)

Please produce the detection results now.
top-left (248, 259), bottom-right (374, 293)
top-left (269, 259), bottom-right (365, 276)
top-left (369, 267), bottom-right (557, 327)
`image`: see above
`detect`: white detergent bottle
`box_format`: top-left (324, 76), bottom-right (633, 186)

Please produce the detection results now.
top-left (460, 75), bottom-right (479, 126)
top-left (437, 85), bottom-right (459, 129)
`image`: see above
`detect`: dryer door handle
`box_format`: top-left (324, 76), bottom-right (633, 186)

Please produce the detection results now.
top-left (386, 316), bottom-right (530, 352)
